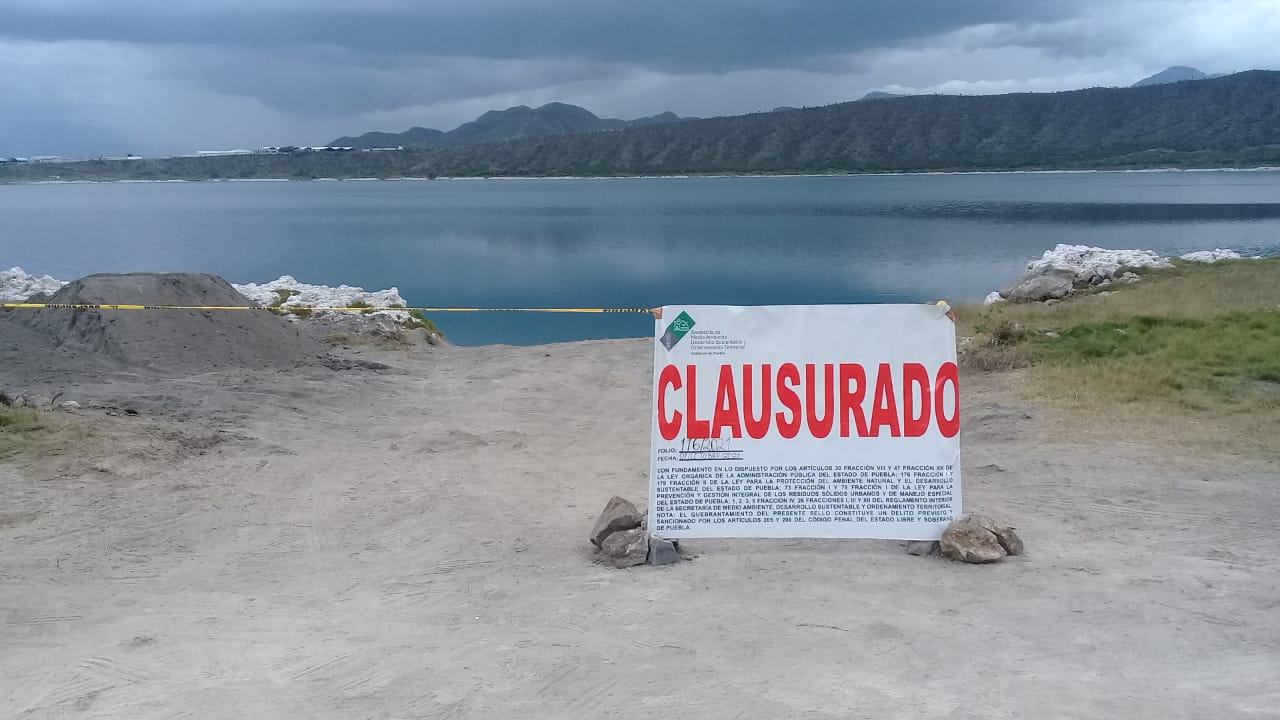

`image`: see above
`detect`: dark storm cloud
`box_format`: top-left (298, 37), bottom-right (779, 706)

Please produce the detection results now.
top-left (152, 45), bottom-right (609, 117)
top-left (5, 0), bottom-right (1275, 157)
top-left (2, 0), bottom-right (1072, 72)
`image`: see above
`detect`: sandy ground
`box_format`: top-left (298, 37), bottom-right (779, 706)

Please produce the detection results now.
top-left (3, 338), bottom-right (1279, 719)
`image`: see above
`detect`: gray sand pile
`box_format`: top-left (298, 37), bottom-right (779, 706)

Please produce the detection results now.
top-left (12, 273), bottom-right (327, 372)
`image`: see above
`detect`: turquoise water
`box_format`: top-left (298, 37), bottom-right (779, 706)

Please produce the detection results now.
top-left (2, 172), bottom-right (1279, 345)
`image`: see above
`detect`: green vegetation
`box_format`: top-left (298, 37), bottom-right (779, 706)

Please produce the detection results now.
top-left (270, 288), bottom-right (301, 306)
top-left (323, 333), bottom-right (355, 346)
top-left (958, 258), bottom-right (1280, 456)
top-left (346, 299), bottom-right (376, 315)
top-left (4, 71), bottom-right (1280, 182)
top-left (0, 406), bottom-right (45, 458)
top-left (402, 309), bottom-right (444, 338)
top-left (268, 289), bottom-right (304, 317)
top-left (0, 405), bottom-right (88, 460)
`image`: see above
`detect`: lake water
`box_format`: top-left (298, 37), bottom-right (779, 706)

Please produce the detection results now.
top-left (2, 171), bottom-right (1279, 345)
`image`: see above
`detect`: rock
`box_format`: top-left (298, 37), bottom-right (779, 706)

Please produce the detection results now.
top-left (1119, 271), bottom-right (1141, 283)
top-left (21, 394), bottom-right (50, 409)
top-left (1023, 244), bottom-right (1171, 281)
top-left (590, 496), bottom-right (642, 547)
top-left (940, 520), bottom-right (1007, 564)
top-left (60, 400), bottom-right (81, 411)
top-left (983, 291), bottom-right (1005, 305)
top-left (1, 266), bottom-right (68, 302)
top-left (1007, 269), bottom-right (1074, 302)
top-left (965, 514), bottom-right (1000, 533)
top-left (906, 540), bottom-right (939, 556)
top-left (993, 527), bottom-right (1024, 556)
top-left (1181, 249), bottom-right (1243, 263)
top-left (647, 536), bottom-right (681, 566)
top-left (600, 527), bottom-right (649, 568)
top-left (0, 391), bottom-right (11, 406)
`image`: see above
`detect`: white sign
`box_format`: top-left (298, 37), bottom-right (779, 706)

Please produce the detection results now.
top-left (649, 304), bottom-right (961, 540)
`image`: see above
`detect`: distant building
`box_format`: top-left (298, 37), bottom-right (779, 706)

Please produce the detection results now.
top-left (196, 149), bottom-right (253, 157)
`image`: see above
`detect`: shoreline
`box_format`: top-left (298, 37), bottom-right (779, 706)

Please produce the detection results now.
top-left (4, 165), bottom-right (1280, 186)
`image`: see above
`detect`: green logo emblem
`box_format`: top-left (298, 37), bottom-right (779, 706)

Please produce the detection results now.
top-left (659, 311), bottom-right (695, 350)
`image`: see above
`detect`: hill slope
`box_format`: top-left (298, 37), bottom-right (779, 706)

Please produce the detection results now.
top-left (412, 70), bottom-right (1280, 175)
top-left (1133, 66), bottom-right (1226, 87)
top-left (859, 91), bottom-right (905, 100)
top-left (332, 103), bottom-right (693, 149)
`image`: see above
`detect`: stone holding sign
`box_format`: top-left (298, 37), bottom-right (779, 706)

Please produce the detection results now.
top-left (589, 496), bottom-right (684, 569)
top-left (938, 514), bottom-right (1024, 564)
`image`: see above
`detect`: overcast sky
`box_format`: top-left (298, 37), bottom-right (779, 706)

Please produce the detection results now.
top-left (2, 0), bottom-right (1278, 157)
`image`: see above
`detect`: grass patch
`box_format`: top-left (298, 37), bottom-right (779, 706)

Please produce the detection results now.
top-left (0, 405), bottom-right (89, 460)
top-left (324, 333), bottom-right (355, 346)
top-left (956, 258), bottom-right (1280, 456)
top-left (402, 309), bottom-right (445, 339)
top-left (346, 299), bottom-right (377, 315)
top-left (0, 406), bottom-right (47, 459)
top-left (270, 288), bottom-right (301, 307)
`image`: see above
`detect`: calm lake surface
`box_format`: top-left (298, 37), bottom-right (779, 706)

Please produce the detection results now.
top-left (3, 171), bottom-right (1279, 345)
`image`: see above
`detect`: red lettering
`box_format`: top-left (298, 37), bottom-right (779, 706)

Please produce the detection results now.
top-left (658, 364), bottom-right (682, 441)
top-left (711, 365), bottom-right (742, 439)
top-left (838, 363), bottom-right (869, 438)
top-left (934, 361), bottom-right (960, 438)
top-left (902, 363), bottom-right (931, 437)
top-left (686, 365), bottom-right (711, 439)
top-left (869, 363), bottom-right (902, 437)
top-left (743, 364), bottom-right (772, 439)
top-left (774, 363), bottom-right (802, 438)
top-left (804, 363), bottom-right (835, 438)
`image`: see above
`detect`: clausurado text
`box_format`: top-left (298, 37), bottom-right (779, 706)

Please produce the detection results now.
top-left (655, 361), bottom-right (959, 441)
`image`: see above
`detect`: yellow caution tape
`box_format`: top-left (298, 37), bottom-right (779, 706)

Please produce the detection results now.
top-left (1, 303), bottom-right (654, 314)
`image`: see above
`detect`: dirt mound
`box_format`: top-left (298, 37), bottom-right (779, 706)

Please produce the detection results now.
top-left (15, 273), bottom-right (327, 371)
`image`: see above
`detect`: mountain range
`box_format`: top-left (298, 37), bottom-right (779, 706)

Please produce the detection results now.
top-left (397, 70), bottom-right (1280, 176)
top-left (6, 69), bottom-right (1279, 182)
top-left (331, 103), bottom-right (696, 149)
top-left (331, 66), bottom-right (1230, 151)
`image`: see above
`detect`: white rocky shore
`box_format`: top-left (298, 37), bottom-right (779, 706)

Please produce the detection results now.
top-left (1, 267), bottom-right (65, 301)
top-left (2, 267), bottom-right (439, 341)
top-left (3, 267), bottom-right (408, 307)
top-left (230, 275), bottom-right (417, 327)
top-left (985, 245), bottom-right (1258, 304)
